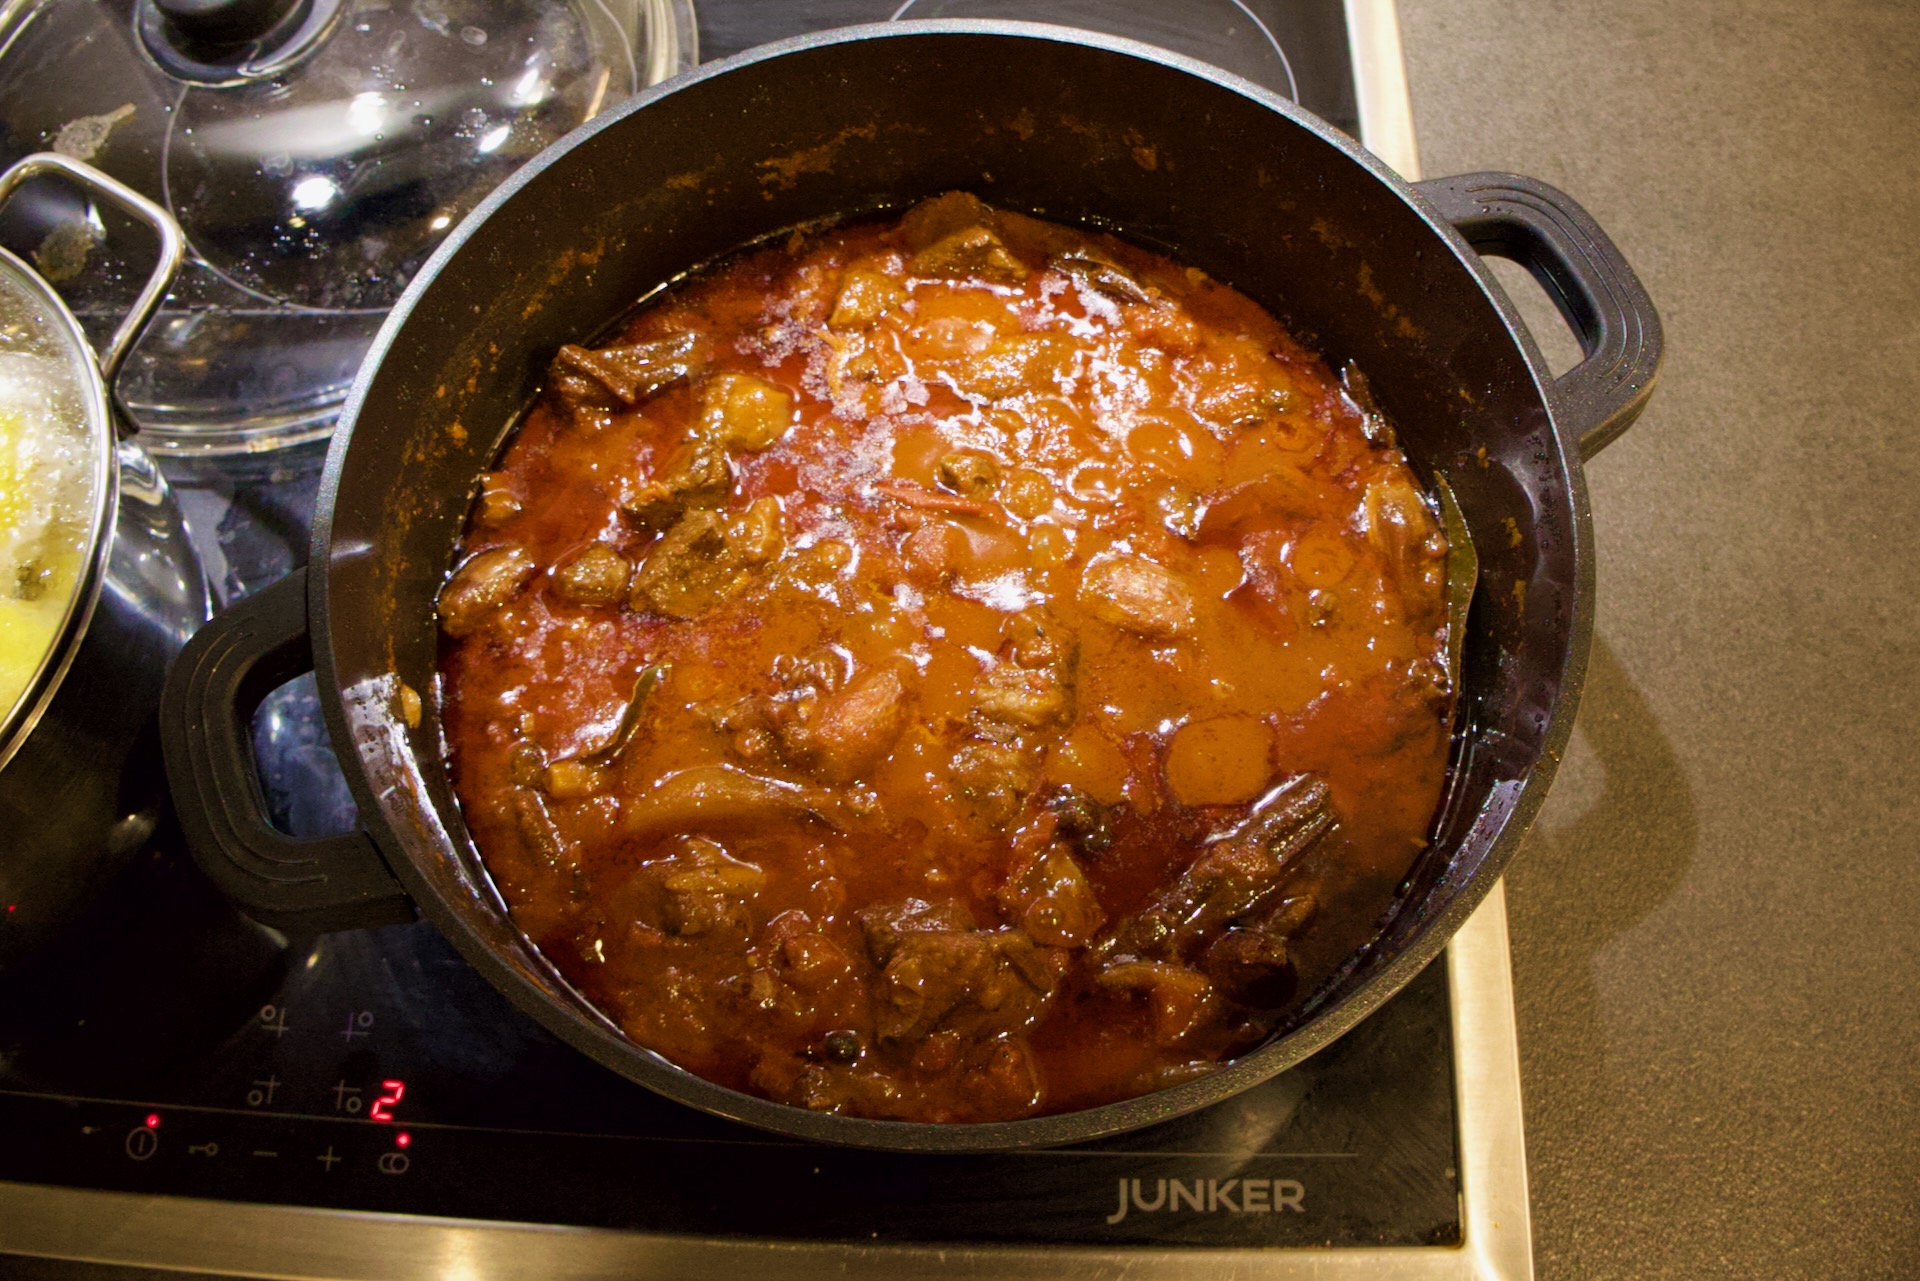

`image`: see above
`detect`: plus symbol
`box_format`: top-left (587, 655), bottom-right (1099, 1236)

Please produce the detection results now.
top-left (316, 1146), bottom-right (342, 1172)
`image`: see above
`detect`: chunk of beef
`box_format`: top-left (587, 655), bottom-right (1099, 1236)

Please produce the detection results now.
top-left (958, 1036), bottom-right (1043, 1119)
top-left (911, 227), bottom-right (1028, 286)
top-left (1002, 606), bottom-right (1069, 669)
top-left (768, 539), bottom-right (854, 593)
top-left (900, 191), bottom-right (994, 250)
top-left (726, 496), bottom-right (786, 563)
top-left (900, 192), bottom-right (1029, 286)
top-left (1095, 960), bottom-right (1213, 1042)
top-left (1091, 774), bottom-right (1332, 966)
top-left (549, 542), bottom-right (631, 607)
top-left (764, 1059), bottom-right (912, 1117)
top-left (651, 836), bottom-right (766, 937)
top-left (858, 899), bottom-right (1058, 1044)
top-left (697, 692), bottom-right (776, 762)
top-left (949, 740), bottom-right (1037, 828)
top-left (879, 932), bottom-right (1009, 1042)
top-left (772, 922), bottom-right (859, 995)
top-left (1047, 786), bottom-right (1115, 857)
top-left (1199, 926), bottom-right (1295, 1010)
top-left (511, 786), bottom-right (569, 867)
top-left (973, 664), bottom-right (1073, 731)
top-left (1196, 891), bottom-right (1316, 1009)
top-left (437, 546), bottom-right (536, 636)
top-left (619, 435), bottom-right (731, 532)
top-left (773, 645), bottom-right (853, 694)
top-left (618, 374), bottom-right (791, 531)
top-left (859, 898), bottom-right (976, 957)
top-left (734, 911), bottom-right (867, 1037)
top-left (998, 843), bottom-right (1107, 948)
top-left (629, 499), bottom-right (785, 619)
top-left (1051, 250), bottom-right (1152, 304)
top-left (1078, 552), bottom-right (1197, 640)
top-left (777, 665), bottom-right (911, 784)
top-left (630, 510), bottom-right (732, 616)
top-left (549, 332), bottom-right (700, 414)
top-left (972, 607), bottom-right (1075, 732)
top-left (829, 267), bottom-right (906, 331)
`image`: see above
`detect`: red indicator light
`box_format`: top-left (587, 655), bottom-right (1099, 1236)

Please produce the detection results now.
top-left (395, 1132), bottom-right (412, 1148)
top-left (144, 1113), bottom-right (160, 1129)
top-left (369, 1079), bottom-right (407, 1123)
top-left (5, 904), bottom-right (14, 912)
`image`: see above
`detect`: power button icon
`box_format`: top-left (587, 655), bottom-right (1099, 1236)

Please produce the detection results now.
top-left (124, 1126), bottom-right (159, 1161)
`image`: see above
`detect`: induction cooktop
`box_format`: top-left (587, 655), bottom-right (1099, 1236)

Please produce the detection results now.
top-left (0, 3), bottom-right (1532, 1276)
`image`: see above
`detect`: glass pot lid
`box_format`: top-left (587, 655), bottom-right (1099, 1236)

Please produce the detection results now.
top-left (0, 0), bottom-right (696, 454)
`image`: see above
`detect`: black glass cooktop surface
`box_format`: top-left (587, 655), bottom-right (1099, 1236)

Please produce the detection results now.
top-left (0, 879), bottom-right (1458, 1246)
top-left (0, 0), bottom-right (1474, 1259)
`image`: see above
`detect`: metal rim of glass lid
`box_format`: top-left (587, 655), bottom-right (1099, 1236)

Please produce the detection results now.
top-left (0, 0), bottom-right (698, 456)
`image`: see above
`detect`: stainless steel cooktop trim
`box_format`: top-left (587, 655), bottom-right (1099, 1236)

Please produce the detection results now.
top-left (1345, 0), bottom-right (1421, 179)
top-left (0, 5), bottom-right (1534, 1273)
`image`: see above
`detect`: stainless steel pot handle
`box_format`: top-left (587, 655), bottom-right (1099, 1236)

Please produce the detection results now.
top-left (1415, 172), bottom-right (1663, 462)
top-left (0, 152), bottom-right (186, 388)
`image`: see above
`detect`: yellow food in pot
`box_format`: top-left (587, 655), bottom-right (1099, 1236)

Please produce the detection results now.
top-left (0, 341), bottom-right (93, 726)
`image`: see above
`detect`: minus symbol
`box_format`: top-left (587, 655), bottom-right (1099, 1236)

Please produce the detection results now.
top-left (252, 1150), bottom-right (279, 1158)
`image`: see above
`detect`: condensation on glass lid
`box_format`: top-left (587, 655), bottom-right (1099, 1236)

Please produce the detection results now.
top-left (161, 0), bottom-right (649, 315)
top-left (0, 0), bottom-right (696, 455)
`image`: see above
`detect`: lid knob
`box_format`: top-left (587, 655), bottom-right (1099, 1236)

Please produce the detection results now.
top-left (151, 0), bottom-right (307, 48)
top-left (136, 0), bottom-right (340, 86)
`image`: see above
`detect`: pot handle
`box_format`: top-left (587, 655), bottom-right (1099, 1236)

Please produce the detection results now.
top-left (160, 568), bottom-right (416, 934)
top-left (0, 152), bottom-right (185, 388)
top-left (1414, 172), bottom-right (1663, 461)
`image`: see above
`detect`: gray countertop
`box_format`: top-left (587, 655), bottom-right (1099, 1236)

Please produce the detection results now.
top-left (1397, 1), bottom-right (1920, 1276)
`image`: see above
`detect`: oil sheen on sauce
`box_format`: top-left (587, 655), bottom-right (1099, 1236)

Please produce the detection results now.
top-left (437, 194), bottom-right (1452, 1123)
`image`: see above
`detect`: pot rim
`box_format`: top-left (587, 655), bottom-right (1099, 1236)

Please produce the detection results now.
top-left (312, 20), bottom-right (1597, 1151)
top-left (0, 245), bottom-right (118, 773)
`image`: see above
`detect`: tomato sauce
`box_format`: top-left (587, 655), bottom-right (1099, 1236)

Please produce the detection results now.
top-left (437, 194), bottom-right (1451, 1122)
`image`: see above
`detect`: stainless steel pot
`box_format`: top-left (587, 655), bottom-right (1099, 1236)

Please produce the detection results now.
top-left (0, 153), bottom-right (210, 969)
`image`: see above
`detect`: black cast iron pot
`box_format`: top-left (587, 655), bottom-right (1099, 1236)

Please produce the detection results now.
top-left (161, 23), bottom-right (1661, 1151)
